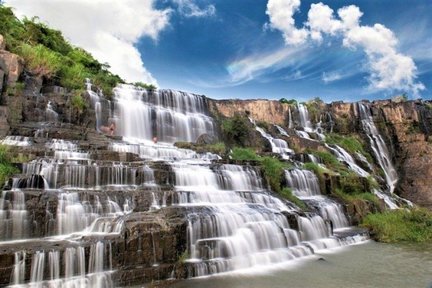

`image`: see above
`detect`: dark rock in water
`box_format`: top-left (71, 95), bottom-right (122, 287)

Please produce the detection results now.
top-left (317, 257), bottom-right (326, 261)
top-left (196, 133), bottom-right (217, 145)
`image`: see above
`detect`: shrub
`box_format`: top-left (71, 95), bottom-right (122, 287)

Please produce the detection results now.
top-left (71, 91), bottom-right (87, 113)
top-left (325, 133), bottom-right (373, 163)
top-left (256, 121), bottom-right (269, 130)
top-left (0, 145), bottom-right (19, 185)
top-left (134, 82), bottom-right (157, 91)
top-left (362, 208), bottom-right (432, 243)
top-left (19, 43), bottom-right (62, 77)
top-left (230, 147), bottom-right (260, 161)
top-left (279, 98), bottom-right (297, 106)
top-left (260, 156), bottom-right (286, 192)
top-left (280, 187), bottom-right (307, 209)
top-left (222, 114), bottom-right (250, 146)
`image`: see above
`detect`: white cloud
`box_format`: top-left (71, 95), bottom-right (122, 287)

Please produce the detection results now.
top-left (322, 71), bottom-right (342, 83)
top-left (173, 0), bottom-right (216, 18)
top-left (265, 0), bottom-right (424, 96)
top-left (227, 46), bottom-right (306, 84)
top-left (265, 0), bottom-right (308, 45)
top-left (5, 0), bottom-right (172, 84)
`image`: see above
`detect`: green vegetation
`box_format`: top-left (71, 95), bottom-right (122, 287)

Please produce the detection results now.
top-left (260, 156), bottom-right (286, 192)
top-left (221, 114), bottom-right (250, 146)
top-left (134, 82), bottom-right (157, 91)
top-left (0, 6), bottom-right (124, 96)
top-left (362, 208), bottom-right (432, 243)
top-left (325, 133), bottom-right (372, 161)
top-left (302, 162), bottom-right (328, 177)
top-left (175, 141), bottom-right (226, 155)
top-left (230, 147), bottom-right (260, 161)
top-left (280, 187), bottom-right (306, 209)
top-left (177, 250), bottom-right (190, 263)
top-left (333, 188), bottom-right (380, 206)
top-left (279, 98), bottom-right (297, 106)
top-left (256, 120), bottom-right (269, 130)
top-left (0, 145), bottom-right (19, 185)
top-left (71, 92), bottom-right (87, 113)
top-left (229, 148), bottom-right (291, 192)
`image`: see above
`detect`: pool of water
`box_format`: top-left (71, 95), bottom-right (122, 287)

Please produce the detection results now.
top-left (171, 241), bottom-right (432, 288)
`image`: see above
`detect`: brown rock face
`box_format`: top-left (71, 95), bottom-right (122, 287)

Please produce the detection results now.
top-left (376, 101), bottom-right (432, 208)
top-left (0, 50), bottom-right (24, 85)
top-left (0, 34), bottom-right (5, 50)
top-left (211, 99), bottom-right (290, 125)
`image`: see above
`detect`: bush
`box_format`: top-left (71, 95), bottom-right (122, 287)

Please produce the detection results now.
top-left (279, 98), bottom-right (297, 106)
top-left (325, 133), bottom-right (373, 162)
top-left (333, 188), bottom-right (380, 206)
top-left (230, 147), bottom-right (260, 161)
top-left (260, 156), bottom-right (286, 192)
top-left (222, 114), bottom-right (250, 146)
top-left (134, 82), bottom-right (157, 91)
top-left (71, 92), bottom-right (87, 113)
top-left (0, 6), bottom-right (123, 96)
top-left (0, 145), bottom-right (19, 185)
top-left (280, 187), bottom-right (306, 209)
top-left (19, 43), bottom-right (62, 77)
top-left (362, 208), bottom-right (432, 243)
top-left (302, 162), bottom-right (327, 177)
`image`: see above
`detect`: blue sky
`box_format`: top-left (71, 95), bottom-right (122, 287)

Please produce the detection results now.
top-left (5, 0), bottom-right (432, 102)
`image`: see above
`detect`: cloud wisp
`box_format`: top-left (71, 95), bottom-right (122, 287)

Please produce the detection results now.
top-left (173, 0), bottom-right (216, 18)
top-left (265, 1), bottom-right (425, 96)
top-left (5, 0), bottom-right (172, 84)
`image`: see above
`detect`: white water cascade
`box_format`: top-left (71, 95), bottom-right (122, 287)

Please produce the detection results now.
top-left (298, 103), bottom-right (313, 133)
top-left (325, 144), bottom-right (370, 177)
top-left (113, 85), bottom-right (216, 144)
top-left (284, 169), bottom-right (349, 230)
top-left (177, 160), bottom-right (364, 277)
top-left (250, 118), bottom-right (293, 159)
top-left (357, 103), bottom-right (398, 193)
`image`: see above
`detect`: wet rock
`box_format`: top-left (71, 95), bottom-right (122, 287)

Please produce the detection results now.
top-left (196, 133), bottom-right (217, 145)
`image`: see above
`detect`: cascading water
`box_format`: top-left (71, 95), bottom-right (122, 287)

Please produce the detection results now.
top-left (45, 101), bottom-right (58, 122)
top-left (284, 169), bottom-right (349, 230)
top-left (250, 118), bottom-right (293, 159)
top-left (174, 160), bottom-right (364, 277)
top-left (0, 85), bottom-right (369, 286)
top-left (298, 103), bottom-right (313, 132)
top-left (113, 85), bottom-right (216, 144)
top-left (325, 144), bottom-right (370, 177)
top-left (357, 103), bottom-right (398, 193)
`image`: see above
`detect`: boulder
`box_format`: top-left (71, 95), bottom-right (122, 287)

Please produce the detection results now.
top-left (0, 34), bottom-right (5, 50)
top-left (196, 133), bottom-right (217, 145)
top-left (0, 68), bottom-right (4, 93)
top-left (0, 50), bottom-right (24, 85)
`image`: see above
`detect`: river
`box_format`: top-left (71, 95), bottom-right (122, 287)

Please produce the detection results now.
top-left (171, 241), bottom-right (432, 288)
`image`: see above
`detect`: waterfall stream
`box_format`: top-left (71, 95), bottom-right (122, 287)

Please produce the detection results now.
top-left (0, 86), bottom-right (370, 286)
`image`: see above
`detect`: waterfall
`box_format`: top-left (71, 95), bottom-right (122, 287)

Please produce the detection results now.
top-left (325, 144), bottom-right (370, 177)
top-left (288, 107), bottom-right (294, 129)
top-left (0, 136), bottom-right (32, 146)
top-left (357, 103), bottom-right (398, 193)
top-left (46, 101), bottom-right (58, 122)
top-left (176, 162), bottom-right (360, 277)
top-left (0, 86), bottom-right (369, 286)
top-left (298, 103), bottom-right (313, 132)
top-left (284, 169), bottom-right (349, 230)
top-left (250, 118), bottom-right (293, 159)
top-left (113, 85), bottom-right (216, 144)
top-left (284, 169), bottom-right (321, 197)
top-left (10, 242), bottom-right (113, 287)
